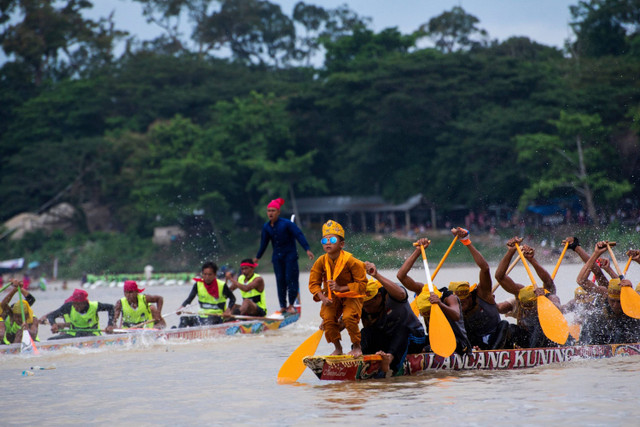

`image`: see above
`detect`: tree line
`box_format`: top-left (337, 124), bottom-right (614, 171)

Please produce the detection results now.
top-left (1, 0), bottom-right (639, 249)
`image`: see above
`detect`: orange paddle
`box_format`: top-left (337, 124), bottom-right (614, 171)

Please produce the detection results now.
top-left (606, 244), bottom-right (640, 319)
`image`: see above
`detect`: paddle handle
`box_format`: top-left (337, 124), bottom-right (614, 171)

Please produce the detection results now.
top-left (606, 243), bottom-right (623, 278)
top-left (514, 243), bottom-right (537, 288)
top-left (17, 285), bottom-right (26, 324)
top-left (551, 242), bottom-right (569, 280)
top-left (431, 236), bottom-right (458, 280)
top-left (623, 256), bottom-right (632, 275)
top-left (419, 244), bottom-right (435, 293)
top-left (492, 257), bottom-right (520, 293)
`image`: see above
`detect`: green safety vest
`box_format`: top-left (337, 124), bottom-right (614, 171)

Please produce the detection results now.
top-left (238, 273), bottom-right (267, 314)
top-left (64, 301), bottom-right (100, 336)
top-left (121, 294), bottom-right (153, 328)
top-left (196, 279), bottom-right (227, 317)
top-left (4, 316), bottom-right (39, 344)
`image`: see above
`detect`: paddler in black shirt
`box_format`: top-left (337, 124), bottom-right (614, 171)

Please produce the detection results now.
top-left (360, 262), bottom-right (426, 377)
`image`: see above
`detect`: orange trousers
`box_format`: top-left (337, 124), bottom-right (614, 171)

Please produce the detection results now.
top-left (320, 296), bottom-right (363, 345)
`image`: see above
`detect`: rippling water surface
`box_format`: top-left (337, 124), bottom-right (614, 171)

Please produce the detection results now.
top-left (2, 264), bottom-right (640, 425)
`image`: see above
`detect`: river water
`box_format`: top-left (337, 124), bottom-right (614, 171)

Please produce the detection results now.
top-left (2, 263), bottom-right (640, 426)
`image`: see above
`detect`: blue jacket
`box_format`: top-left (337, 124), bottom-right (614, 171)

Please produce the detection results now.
top-left (256, 218), bottom-right (311, 261)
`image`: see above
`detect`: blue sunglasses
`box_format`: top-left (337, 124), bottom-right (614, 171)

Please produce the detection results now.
top-left (321, 236), bottom-right (339, 245)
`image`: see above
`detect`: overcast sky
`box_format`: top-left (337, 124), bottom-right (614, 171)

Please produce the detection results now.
top-left (86, 0), bottom-right (578, 49)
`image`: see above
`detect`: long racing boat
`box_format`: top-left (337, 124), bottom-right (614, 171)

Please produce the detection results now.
top-left (1, 310), bottom-right (300, 355)
top-left (303, 342), bottom-right (640, 381)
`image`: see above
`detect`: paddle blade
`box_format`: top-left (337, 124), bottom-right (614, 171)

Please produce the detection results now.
top-left (537, 296), bottom-right (569, 345)
top-left (621, 286), bottom-right (640, 319)
top-left (277, 329), bottom-right (323, 384)
top-left (21, 331), bottom-right (39, 355)
top-left (428, 306), bottom-right (456, 358)
top-left (568, 323), bottom-right (581, 341)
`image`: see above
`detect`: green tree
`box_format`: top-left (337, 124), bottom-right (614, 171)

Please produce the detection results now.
top-left (515, 111), bottom-right (632, 223)
top-left (418, 6), bottom-right (488, 53)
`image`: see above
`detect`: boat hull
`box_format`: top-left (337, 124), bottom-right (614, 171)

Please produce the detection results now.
top-left (1, 311), bottom-right (300, 355)
top-left (303, 342), bottom-right (640, 381)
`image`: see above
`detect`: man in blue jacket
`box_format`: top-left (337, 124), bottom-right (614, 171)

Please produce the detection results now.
top-left (254, 198), bottom-right (314, 315)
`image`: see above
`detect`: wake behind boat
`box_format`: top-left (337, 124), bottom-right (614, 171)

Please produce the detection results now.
top-left (0, 309), bottom-right (300, 355)
top-left (303, 342), bottom-right (640, 381)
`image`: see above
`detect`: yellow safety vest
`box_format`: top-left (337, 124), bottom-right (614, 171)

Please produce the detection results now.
top-left (121, 294), bottom-right (153, 328)
top-left (238, 273), bottom-right (267, 314)
top-left (196, 279), bottom-right (227, 317)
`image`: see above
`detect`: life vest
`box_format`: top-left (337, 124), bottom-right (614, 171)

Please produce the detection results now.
top-left (64, 301), bottom-right (100, 336)
top-left (121, 294), bottom-right (153, 328)
top-left (238, 273), bottom-right (267, 314)
top-left (4, 316), bottom-right (39, 344)
top-left (196, 279), bottom-right (227, 317)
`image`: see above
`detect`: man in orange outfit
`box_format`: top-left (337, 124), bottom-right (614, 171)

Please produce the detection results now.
top-left (309, 220), bottom-right (367, 356)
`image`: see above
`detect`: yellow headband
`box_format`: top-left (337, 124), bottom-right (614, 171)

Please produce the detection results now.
top-left (363, 279), bottom-right (382, 302)
top-left (449, 281), bottom-right (470, 299)
top-left (608, 278), bottom-right (621, 300)
top-left (322, 220), bottom-right (344, 238)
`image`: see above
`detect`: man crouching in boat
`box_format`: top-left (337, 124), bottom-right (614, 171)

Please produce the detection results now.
top-left (397, 238), bottom-right (472, 356)
top-left (114, 280), bottom-right (166, 329)
top-left (360, 261), bottom-right (426, 377)
top-left (43, 289), bottom-right (115, 339)
top-left (177, 262), bottom-right (236, 326)
top-left (448, 227), bottom-right (510, 350)
top-left (226, 259), bottom-right (267, 317)
top-left (577, 241), bottom-right (640, 345)
top-left (494, 237), bottom-right (561, 348)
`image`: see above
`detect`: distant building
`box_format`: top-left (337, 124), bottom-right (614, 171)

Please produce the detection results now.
top-left (152, 226), bottom-right (185, 245)
top-left (287, 194), bottom-right (437, 233)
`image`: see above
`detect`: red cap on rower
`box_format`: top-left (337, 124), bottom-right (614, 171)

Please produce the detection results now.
top-left (65, 289), bottom-right (89, 303)
top-left (124, 280), bottom-right (144, 293)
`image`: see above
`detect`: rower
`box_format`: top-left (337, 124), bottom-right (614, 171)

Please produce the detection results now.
top-left (226, 259), bottom-right (267, 317)
top-left (397, 238), bottom-right (472, 356)
top-left (447, 227), bottom-right (510, 350)
top-left (577, 241), bottom-right (640, 345)
top-left (494, 237), bottom-right (562, 348)
top-left (43, 289), bottom-right (115, 339)
top-left (360, 261), bottom-right (426, 377)
top-left (176, 262), bottom-right (236, 327)
top-left (114, 280), bottom-right (166, 329)
top-left (0, 282), bottom-right (39, 345)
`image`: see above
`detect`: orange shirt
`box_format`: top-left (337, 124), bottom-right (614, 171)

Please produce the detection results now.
top-left (308, 252), bottom-right (367, 297)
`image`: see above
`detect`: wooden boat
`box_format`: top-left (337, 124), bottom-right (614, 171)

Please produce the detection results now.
top-left (0, 310), bottom-right (300, 355)
top-left (303, 342), bottom-right (640, 381)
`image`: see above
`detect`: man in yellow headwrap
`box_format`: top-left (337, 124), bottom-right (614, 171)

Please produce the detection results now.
top-left (577, 241), bottom-right (640, 345)
top-left (309, 220), bottom-right (367, 356)
top-left (359, 262), bottom-right (426, 377)
top-left (0, 281), bottom-right (39, 345)
top-left (494, 237), bottom-right (562, 348)
top-left (397, 237), bottom-right (471, 356)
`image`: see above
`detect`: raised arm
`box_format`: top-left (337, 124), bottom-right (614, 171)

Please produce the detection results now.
top-left (494, 237), bottom-right (525, 297)
top-left (576, 241), bottom-right (609, 296)
top-left (452, 227), bottom-right (493, 301)
top-left (522, 245), bottom-right (556, 294)
top-left (364, 262), bottom-right (407, 302)
top-left (566, 237), bottom-right (608, 287)
top-left (396, 238), bottom-right (430, 294)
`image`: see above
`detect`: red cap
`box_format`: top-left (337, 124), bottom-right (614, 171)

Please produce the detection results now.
top-left (65, 289), bottom-right (89, 303)
top-left (124, 280), bottom-right (144, 293)
top-left (267, 198), bottom-right (284, 210)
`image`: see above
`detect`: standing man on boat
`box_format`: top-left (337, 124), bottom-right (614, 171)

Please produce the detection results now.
top-left (43, 289), bottom-right (115, 339)
top-left (254, 198), bottom-right (314, 315)
top-left (114, 280), bottom-right (166, 329)
top-left (226, 259), bottom-right (267, 317)
top-left (494, 237), bottom-right (561, 348)
top-left (360, 261), bottom-right (426, 377)
top-left (447, 227), bottom-right (510, 350)
top-left (397, 238), bottom-right (472, 356)
top-left (177, 262), bottom-right (236, 326)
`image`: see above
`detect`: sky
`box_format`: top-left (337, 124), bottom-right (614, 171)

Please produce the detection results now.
top-left (85, 0), bottom-right (578, 50)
